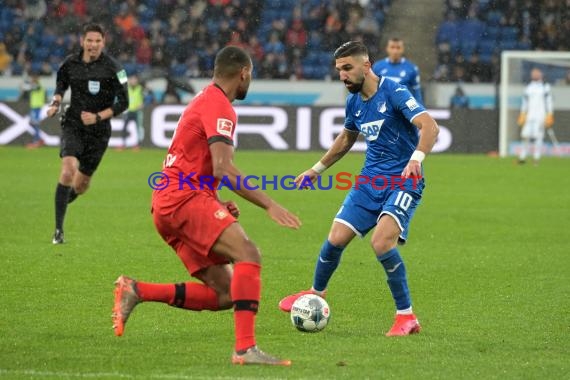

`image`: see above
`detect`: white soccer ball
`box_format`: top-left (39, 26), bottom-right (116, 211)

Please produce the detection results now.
top-left (290, 294), bottom-right (330, 332)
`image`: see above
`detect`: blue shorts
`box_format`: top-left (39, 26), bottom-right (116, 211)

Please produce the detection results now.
top-left (334, 176), bottom-right (424, 243)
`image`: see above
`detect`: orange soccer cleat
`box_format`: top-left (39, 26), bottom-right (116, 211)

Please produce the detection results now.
top-left (112, 275), bottom-right (140, 336)
top-left (278, 289), bottom-right (326, 313)
top-left (385, 313), bottom-right (421, 337)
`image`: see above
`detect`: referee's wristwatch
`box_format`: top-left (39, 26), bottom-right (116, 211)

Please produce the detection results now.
top-left (95, 113), bottom-right (102, 123)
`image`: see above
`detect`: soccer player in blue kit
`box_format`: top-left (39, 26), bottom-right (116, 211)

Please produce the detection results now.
top-left (279, 41), bottom-right (439, 336)
top-left (372, 38), bottom-right (423, 104)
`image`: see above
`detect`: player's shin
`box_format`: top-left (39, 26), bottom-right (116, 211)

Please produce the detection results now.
top-left (231, 262), bottom-right (261, 352)
top-left (377, 248), bottom-right (412, 314)
top-left (135, 282), bottom-right (220, 310)
top-left (312, 240), bottom-right (345, 293)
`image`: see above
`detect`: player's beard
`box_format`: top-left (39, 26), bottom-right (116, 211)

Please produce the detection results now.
top-left (344, 75), bottom-right (365, 94)
top-left (236, 81), bottom-right (250, 100)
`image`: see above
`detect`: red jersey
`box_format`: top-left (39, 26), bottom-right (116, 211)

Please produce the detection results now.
top-left (153, 83), bottom-right (236, 204)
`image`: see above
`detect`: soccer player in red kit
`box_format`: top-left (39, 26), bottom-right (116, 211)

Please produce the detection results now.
top-left (112, 46), bottom-right (301, 365)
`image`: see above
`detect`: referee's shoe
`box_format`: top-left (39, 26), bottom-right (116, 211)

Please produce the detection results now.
top-left (52, 229), bottom-right (64, 244)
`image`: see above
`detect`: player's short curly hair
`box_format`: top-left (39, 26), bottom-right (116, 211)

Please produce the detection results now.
top-left (214, 46), bottom-right (252, 78)
top-left (334, 41), bottom-right (369, 59)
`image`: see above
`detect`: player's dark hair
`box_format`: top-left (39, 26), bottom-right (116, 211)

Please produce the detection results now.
top-left (214, 46), bottom-right (252, 78)
top-left (387, 37), bottom-right (402, 43)
top-left (334, 41), bottom-right (369, 59)
top-left (82, 22), bottom-right (105, 37)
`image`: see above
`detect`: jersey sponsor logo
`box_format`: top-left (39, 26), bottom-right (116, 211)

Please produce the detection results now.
top-left (378, 102), bottom-right (387, 113)
top-left (355, 110), bottom-right (362, 117)
top-left (88, 80), bottom-right (100, 95)
top-left (216, 118), bottom-right (234, 137)
top-left (360, 119), bottom-right (385, 141)
top-left (405, 98), bottom-right (419, 111)
top-left (116, 69), bottom-right (128, 84)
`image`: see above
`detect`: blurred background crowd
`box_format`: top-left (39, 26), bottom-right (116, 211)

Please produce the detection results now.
top-left (0, 0), bottom-right (569, 83)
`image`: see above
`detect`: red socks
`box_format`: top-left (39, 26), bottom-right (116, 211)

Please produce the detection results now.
top-left (231, 262), bottom-right (261, 352)
top-left (136, 281), bottom-right (219, 311)
top-left (133, 261), bottom-right (262, 352)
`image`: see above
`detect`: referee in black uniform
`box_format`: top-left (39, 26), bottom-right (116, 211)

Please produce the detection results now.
top-left (47, 23), bottom-right (129, 244)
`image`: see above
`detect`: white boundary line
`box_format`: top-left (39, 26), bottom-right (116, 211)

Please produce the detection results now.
top-left (0, 369), bottom-right (288, 380)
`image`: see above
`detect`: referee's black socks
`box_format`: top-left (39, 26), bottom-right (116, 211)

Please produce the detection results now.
top-left (55, 183), bottom-right (71, 231)
top-left (67, 188), bottom-right (78, 204)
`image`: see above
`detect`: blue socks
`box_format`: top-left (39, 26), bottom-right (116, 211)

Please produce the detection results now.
top-left (312, 242), bottom-right (411, 312)
top-left (312, 240), bottom-right (344, 292)
top-left (377, 248), bottom-right (411, 311)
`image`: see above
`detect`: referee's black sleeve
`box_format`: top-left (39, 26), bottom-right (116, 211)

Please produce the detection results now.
top-left (54, 56), bottom-right (71, 97)
top-left (110, 59), bottom-right (129, 116)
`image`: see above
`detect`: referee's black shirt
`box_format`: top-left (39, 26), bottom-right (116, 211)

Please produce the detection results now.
top-left (54, 50), bottom-right (129, 123)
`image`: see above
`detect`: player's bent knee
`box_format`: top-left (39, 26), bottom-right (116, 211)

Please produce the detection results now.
top-left (217, 293), bottom-right (233, 309)
top-left (371, 237), bottom-right (397, 256)
top-left (229, 240), bottom-right (261, 264)
top-left (73, 175), bottom-right (91, 194)
top-left (239, 241), bottom-right (261, 264)
top-left (59, 171), bottom-right (74, 185)
top-left (74, 182), bottom-right (90, 194)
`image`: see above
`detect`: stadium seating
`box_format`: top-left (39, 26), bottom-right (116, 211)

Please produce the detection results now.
top-left (0, 0), bottom-right (392, 80)
top-left (434, 2), bottom-right (563, 82)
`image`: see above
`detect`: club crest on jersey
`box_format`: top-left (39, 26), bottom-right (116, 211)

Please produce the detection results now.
top-left (214, 209), bottom-right (228, 219)
top-left (88, 80), bottom-right (100, 95)
top-left (360, 119), bottom-right (385, 141)
top-left (216, 118), bottom-right (233, 137)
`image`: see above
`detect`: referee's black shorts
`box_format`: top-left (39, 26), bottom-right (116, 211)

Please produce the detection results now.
top-left (59, 116), bottom-right (112, 177)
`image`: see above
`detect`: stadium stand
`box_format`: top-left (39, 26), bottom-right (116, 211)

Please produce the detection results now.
top-left (433, 0), bottom-right (570, 83)
top-left (0, 0), bottom-right (393, 80)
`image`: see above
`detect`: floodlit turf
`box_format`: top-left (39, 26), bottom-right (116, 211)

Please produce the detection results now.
top-left (0, 146), bottom-right (568, 379)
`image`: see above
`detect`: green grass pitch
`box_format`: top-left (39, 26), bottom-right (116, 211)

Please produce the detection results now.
top-left (0, 146), bottom-right (568, 379)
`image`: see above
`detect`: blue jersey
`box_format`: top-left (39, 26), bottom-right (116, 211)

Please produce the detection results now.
top-left (372, 58), bottom-right (423, 104)
top-left (344, 77), bottom-right (426, 176)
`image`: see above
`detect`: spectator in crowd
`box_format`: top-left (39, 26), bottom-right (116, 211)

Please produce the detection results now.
top-left (161, 82), bottom-right (181, 104)
top-left (450, 85), bottom-right (469, 109)
top-left (0, 43), bottom-right (13, 75)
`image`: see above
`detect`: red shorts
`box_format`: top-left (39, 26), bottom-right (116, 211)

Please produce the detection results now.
top-left (152, 191), bottom-right (236, 276)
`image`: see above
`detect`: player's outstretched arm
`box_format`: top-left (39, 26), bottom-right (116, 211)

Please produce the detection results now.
top-left (210, 141), bottom-right (301, 229)
top-left (402, 113), bottom-right (439, 178)
top-left (295, 128), bottom-right (359, 188)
